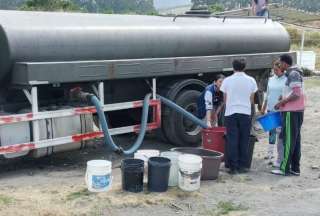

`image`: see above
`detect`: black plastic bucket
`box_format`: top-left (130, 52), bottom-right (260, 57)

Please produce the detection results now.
top-left (247, 135), bottom-right (258, 168)
top-left (121, 158), bottom-right (144, 193)
top-left (148, 157), bottom-right (171, 192)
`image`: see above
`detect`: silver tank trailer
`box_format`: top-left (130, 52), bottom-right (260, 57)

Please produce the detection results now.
top-left (0, 10), bottom-right (290, 81)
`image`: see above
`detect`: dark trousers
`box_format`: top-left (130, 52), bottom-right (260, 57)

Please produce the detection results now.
top-left (280, 111), bottom-right (304, 174)
top-left (225, 113), bottom-right (251, 170)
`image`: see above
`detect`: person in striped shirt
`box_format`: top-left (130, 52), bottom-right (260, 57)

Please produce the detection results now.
top-left (271, 54), bottom-right (305, 176)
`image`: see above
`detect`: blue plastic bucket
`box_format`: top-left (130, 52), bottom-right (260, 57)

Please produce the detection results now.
top-left (257, 112), bottom-right (282, 132)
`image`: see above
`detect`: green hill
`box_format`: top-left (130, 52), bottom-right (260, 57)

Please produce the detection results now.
top-left (0, 0), bottom-right (156, 14)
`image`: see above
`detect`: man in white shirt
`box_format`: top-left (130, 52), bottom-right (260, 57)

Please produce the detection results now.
top-left (220, 59), bottom-right (258, 174)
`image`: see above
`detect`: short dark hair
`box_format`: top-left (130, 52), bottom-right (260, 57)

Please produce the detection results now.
top-left (280, 54), bottom-right (293, 66)
top-left (214, 74), bottom-right (225, 82)
top-left (232, 59), bottom-right (246, 71)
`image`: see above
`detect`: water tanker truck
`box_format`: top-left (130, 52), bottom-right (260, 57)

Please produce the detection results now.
top-left (0, 10), bottom-right (294, 159)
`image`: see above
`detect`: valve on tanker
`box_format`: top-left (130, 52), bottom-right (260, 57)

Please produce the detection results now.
top-left (69, 87), bottom-right (93, 103)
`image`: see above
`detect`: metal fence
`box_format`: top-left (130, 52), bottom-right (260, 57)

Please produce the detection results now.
top-left (287, 26), bottom-right (320, 73)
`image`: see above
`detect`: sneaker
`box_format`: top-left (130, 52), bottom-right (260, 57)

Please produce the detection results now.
top-left (228, 169), bottom-right (238, 175)
top-left (271, 169), bottom-right (285, 176)
top-left (238, 168), bottom-right (249, 174)
top-left (290, 170), bottom-right (300, 176)
top-left (272, 162), bottom-right (281, 168)
top-left (264, 155), bottom-right (274, 160)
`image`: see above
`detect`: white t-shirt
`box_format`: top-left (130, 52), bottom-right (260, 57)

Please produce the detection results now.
top-left (266, 75), bottom-right (287, 111)
top-left (204, 91), bottom-right (213, 110)
top-left (220, 72), bottom-right (258, 116)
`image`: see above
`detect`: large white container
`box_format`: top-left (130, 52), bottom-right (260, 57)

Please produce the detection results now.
top-left (296, 51), bottom-right (316, 70)
top-left (161, 151), bottom-right (181, 187)
top-left (134, 149), bottom-right (160, 168)
top-left (178, 154), bottom-right (202, 192)
top-left (85, 160), bottom-right (112, 192)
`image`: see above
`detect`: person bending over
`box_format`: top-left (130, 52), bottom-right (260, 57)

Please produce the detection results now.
top-left (197, 74), bottom-right (225, 127)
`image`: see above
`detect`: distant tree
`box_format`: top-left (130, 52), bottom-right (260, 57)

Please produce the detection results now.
top-left (1, 0), bottom-right (320, 13)
top-left (73, 0), bottom-right (156, 14)
top-left (209, 3), bottom-right (224, 13)
top-left (111, 0), bottom-right (155, 14)
top-left (0, 0), bottom-right (26, 9)
top-left (2, 0), bottom-right (158, 15)
top-left (191, 0), bottom-right (208, 6)
top-left (20, 0), bottom-right (81, 11)
top-left (74, 0), bottom-right (98, 12)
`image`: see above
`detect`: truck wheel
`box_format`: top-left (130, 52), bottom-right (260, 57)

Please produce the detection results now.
top-left (158, 79), bottom-right (206, 145)
top-left (164, 90), bottom-right (202, 147)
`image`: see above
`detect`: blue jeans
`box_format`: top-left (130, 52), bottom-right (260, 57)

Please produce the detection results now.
top-left (269, 129), bottom-right (277, 144)
top-left (225, 113), bottom-right (251, 170)
top-left (256, 9), bottom-right (269, 18)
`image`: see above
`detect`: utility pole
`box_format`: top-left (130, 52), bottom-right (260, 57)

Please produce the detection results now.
top-left (300, 29), bottom-right (305, 66)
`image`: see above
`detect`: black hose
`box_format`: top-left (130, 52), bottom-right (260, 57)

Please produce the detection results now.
top-left (90, 93), bottom-right (207, 155)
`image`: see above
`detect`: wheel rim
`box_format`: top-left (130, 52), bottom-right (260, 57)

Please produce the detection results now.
top-left (182, 103), bottom-right (201, 136)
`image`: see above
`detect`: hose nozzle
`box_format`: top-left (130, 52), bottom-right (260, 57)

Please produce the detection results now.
top-left (69, 87), bottom-right (93, 102)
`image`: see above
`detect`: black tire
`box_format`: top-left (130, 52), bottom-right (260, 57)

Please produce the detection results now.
top-left (163, 90), bottom-right (202, 147)
top-left (157, 79), bottom-right (207, 145)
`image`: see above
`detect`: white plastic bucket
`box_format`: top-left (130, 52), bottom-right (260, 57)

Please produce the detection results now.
top-left (85, 160), bottom-right (112, 192)
top-left (178, 154), bottom-right (202, 192)
top-left (160, 151), bottom-right (181, 187)
top-left (134, 149), bottom-right (160, 169)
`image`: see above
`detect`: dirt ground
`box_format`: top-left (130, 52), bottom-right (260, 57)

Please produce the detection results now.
top-left (0, 78), bottom-right (320, 216)
top-left (303, 20), bottom-right (320, 28)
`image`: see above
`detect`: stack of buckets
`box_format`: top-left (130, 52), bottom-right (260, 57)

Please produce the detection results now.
top-left (85, 149), bottom-right (203, 193)
top-left (122, 149), bottom-right (203, 192)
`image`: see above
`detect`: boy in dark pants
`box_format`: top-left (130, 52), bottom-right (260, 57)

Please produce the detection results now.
top-left (221, 59), bottom-right (258, 174)
top-left (272, 54), bottom-right (305, 176)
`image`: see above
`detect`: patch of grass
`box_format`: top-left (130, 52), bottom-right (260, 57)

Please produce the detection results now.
top-left (66, 188), bottom-right (91, 201)
top-left (50, 190), bottom-right (59, 194)
top-left (201, 201), bottom-right (248, 216)
top-left (271, 7), bottom-right (320, 24)
top-left (0, 194), bottom-right (14, 205)
top-left (238, 175), bottom-right (253, 182)
top-left (287, 27), bottom-right (320, 49)
top-left (202, 208), bottom-right (217, 216)
top-left (219, 5), bottom-right (320, 25)
top-left (216, 201), bottom-right (248, 215)
top-left (174, 190), bottom-right (201, 199)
